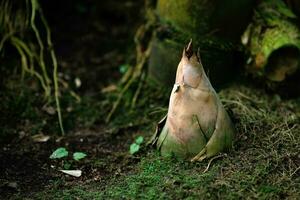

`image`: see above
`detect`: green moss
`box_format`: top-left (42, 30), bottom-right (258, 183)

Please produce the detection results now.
top-left (247, 16), bottom-right (300, 68)
top-left (157, 0), bottom-right (200, 34)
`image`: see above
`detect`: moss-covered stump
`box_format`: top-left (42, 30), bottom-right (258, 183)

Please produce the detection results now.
top-left (242, 0), bottom-right (300, 96)
top-left (148, 0), bottom-right (255, 88)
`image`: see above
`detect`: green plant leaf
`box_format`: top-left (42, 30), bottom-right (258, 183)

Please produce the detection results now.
top-left (130, 143), bottom-right (140, 155)
top-left (135, 136), bottom-right (144, 145)
top-left (73, 152), bottom-right (87, 161)
top-left (49, 147), bottom-right (68, 159)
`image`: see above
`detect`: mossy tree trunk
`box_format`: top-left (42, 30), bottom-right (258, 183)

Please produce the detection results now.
top-left (242, 0), bottom-right (300, 96)
top-left (148, 0), bottom-right (256, 89)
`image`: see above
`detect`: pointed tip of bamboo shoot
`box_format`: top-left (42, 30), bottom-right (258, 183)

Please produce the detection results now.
top-left (184, 39), bottom-right (193, 59)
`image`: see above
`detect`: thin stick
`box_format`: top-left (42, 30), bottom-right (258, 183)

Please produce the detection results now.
top-left (131, 71), bottom-right (146, 108)
top-left (203, 154), bottom-right (224, 173)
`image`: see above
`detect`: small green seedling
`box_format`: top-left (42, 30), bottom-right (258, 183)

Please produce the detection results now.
top-left (49, 147), bottom-right (68, 159)
top-left (130, 136), bottom-right (144, 155)
top-left (49, 147), bottom-right (87, 169)
top-left (73, 152), bottom-right (87, 161)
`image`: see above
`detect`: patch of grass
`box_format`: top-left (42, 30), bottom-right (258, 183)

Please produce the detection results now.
top-left (100, 153), bottom-right (219, 199)
top-left (32, 186), bottom-right (102, 200)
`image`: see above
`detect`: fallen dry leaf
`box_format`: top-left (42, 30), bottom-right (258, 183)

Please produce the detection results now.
top-left (59, 170), bottom-right (82, 177)
top-left (32, 133), bottom-right (50, 143)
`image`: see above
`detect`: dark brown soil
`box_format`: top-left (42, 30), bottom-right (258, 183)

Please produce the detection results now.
top-left (0, 126), bottom-right (143, 199)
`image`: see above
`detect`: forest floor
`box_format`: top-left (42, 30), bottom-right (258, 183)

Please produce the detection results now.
top-left (1, 82), bottom-right (300, 200)
top-left (1, 1), bottom-right (300, 199)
